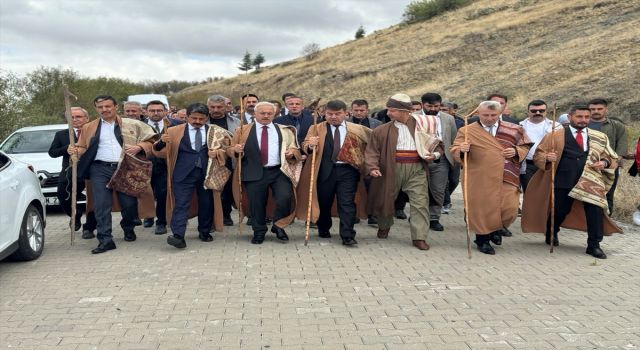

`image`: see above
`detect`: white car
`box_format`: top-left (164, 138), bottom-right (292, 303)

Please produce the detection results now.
top-left (0, 151), bottom-right (46, 261)
top-left (0, 124), bottom-right (71, 206)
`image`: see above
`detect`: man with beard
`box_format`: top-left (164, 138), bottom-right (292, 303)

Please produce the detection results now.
top-left (587, 98), bottom-right (628, 213)
top-left (240, 94), bottom-right (259, 124)
top-left (365, 93), bottom-right (442, 251)
top-left (421, 93), bottom-right (457, 231)
top-left (207, 94), bottom-right (241, 226)
top-left (522, 104), bottom-right (622, 259)
top-left (274, 95), bottom-right (319, 146)
top-left (451, 101), bottom-right (532, 255)
top-left (48, 107), bottom-right (97, 239)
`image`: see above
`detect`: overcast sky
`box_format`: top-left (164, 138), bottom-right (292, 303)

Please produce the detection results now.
top-left (0, 0), bottom-right (406, 82)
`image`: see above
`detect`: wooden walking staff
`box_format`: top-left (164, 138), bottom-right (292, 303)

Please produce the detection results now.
top-left (462, 106), bottom-right (478, 259)
top-left (237, 94), bottom-right (246, 235)
top-left (549, 103), bottom-right (558, 253)
top-left (304, 98), bottom-right (321, 246)
top-left (62, 85), bottom-right (78, 245)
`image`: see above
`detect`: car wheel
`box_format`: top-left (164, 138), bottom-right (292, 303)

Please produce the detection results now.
top-left (10, 204), bottom-right (45, 261)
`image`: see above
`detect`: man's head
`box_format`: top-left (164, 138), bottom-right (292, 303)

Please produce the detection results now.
top-left (123, 101), bottom-right (142, 119)
top-left (70, 107), bottom-right (90, 128)
top-left (411, 101), bottom-right (423, 113)
top-left (146, 100), bottom-right (166, 122)
top-left (242, 93), bottom-right (259, 114)
top-left (285, 96), bottom-right (304, 117)
top-left (527, 99), bottom-right (547, 122)
top-left (386, 93), bottom-right (412, 123)
top-left (186, 103), bottom-right (209, 128)
top-left (588, 98), bottom-right (608, 122)
top-left (440, 101), bottom-right (454, 115)
top-left (94, 95), bottom-right (118, 121)
top-left (174, 108), bottom-right (187, 122)
top-left (569, 104), bottom-right (591, 130)
top-left (282, 92), bottom-right (296, 104)
top-left (487, 93), bottom-right (508, 112)
top-left (324, 100), bottom-right (348, 126)
top-left (254, 102), bottom-right (277, 126)
top-left (477, 100), bottom-right (502, 126)
top-left (421, 92), bottom-right (442, 116)
top-left (224, 97), bottom-right (234, 113)
top-left (351, 99), bottom-right (369, 120)
top-left (207, 95), bottom-right (227, 119)
top-left (269, 100), bottom-right (282, 112)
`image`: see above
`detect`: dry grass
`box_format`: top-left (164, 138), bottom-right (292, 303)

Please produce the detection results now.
top-left (613, 122), bottom-right (639, 223)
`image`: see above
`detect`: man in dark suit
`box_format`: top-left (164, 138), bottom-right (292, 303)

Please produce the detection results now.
top-left (273, 95), bottom-right (319, 145)
top-left (229, 102), bottom-right (302, 244)
top-left (48, 107), bottom-right (96, 239)
top-left (142, 100), bottom-right (169, 234)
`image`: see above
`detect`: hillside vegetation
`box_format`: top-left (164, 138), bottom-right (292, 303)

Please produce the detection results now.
top-left (173, 0), bottom-right (640, 120)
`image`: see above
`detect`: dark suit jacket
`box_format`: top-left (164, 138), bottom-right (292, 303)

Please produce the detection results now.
top-left (241, 124), bottom-right (282, 182)
top-left (76, 122), bottom-right (124, 180)
top-left (273, 111), bottom-right (319, 145)
top-left (48, 129), bottom-right (78, 173)
top-left (173, 125), bottom-right (209, 183)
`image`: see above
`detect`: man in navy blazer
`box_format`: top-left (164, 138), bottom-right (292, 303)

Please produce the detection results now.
top-left (273, 95), bottom-right (320, 145)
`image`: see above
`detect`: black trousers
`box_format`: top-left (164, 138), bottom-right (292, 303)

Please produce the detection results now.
top-left (395, 191), bottom-right (409, 211)
top-left (606, 168), bottom-right (619, 214)
top-left (90, 162), bottom-right (138, 244)
top-left (171, 167), bottom-right (212, 237)
top-left (150, 167), bottom-right (167, 225)
top-left (244, 167), bottom-right (292, 236)
top-left (316, 164), bottom-right (359, 239)
top-left (56, 170), bottom-right (96, 231)
top-left (443, 163), bottom-right (461, 207)
top-left (221, 175), bottom-right (234, 219)
top-left (547, 189), bottom-right (604, 249)
top-left (520, 160), bottom-right (538, 193)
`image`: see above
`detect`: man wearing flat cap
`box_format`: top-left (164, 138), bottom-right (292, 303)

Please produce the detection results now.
top-left (364, 93), bottom-right (443, 251)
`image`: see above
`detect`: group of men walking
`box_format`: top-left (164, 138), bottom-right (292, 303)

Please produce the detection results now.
top-left (56, 91), bottom-right (629, 259)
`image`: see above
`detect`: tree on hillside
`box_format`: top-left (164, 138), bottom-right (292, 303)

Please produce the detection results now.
top-left (403, 0), bottom-right (472, 24)
top-left (253, 52), bottom-right (265, 70)
top-left (238, 51), bottom-right (253, 72)
top-left (302, 43), bottom-right (321, 61)
top-left (355, 25), bottom-right (365, 39)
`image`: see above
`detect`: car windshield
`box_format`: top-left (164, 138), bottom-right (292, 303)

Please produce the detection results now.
top-left (0, 129), bottom-right (61, 154)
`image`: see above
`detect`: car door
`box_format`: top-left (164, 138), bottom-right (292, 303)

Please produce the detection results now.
top-left (0, 153), bottom-right (21, 252)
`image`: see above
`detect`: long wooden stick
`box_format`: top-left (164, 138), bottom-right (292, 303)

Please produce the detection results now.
top-left (63, 85), bottom-right (77, 245)
top-left (237, 95), bottom-right (245, 235)
top-left (304, 102), bottom-right (321, 246)
top-left (549, 103), bottom-right (558, 253)
top-left (462, 106), bottom-right (478, 259)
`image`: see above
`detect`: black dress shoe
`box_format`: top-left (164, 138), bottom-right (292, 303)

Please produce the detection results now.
top-left (318, 231), bottom-right (331, 238)
top-left (545, 234), bottom-right (559, 246)
top-left (123, 231), bottom-right (137, 242)
top-left (367, 216), bottom-right (378, 226)
top-left (82, 230), bottom-right (95, 239)
top-left (74, 220), bottom-right (82, 232)
top-left (342, 238), bottom-right (358, 246)
top-left (199, 232), bottom-right (213, 242)
top-left (133, 218), bottom-right (142, 226)
top-left (265, 217), bottom-right (272, 224)
top-left (251, 234), bottom-right (265, 244)
top-left (91, 240), bottom-right (116, 254)
top-left (490, 231), bottom-right (502, 246)
top-left (155, 224), bottom-right (167, 235)
top-left (500, 228), bottom-right (513, 237)
top-left (271, 226), bottom-right (289, 242)
top-left (247, 217), bottom-right (253, 226)
top-left (354, 218), bottom-right (361, 224)
top-left (395, 209), bottom-right (407, 220)
top-left (167, 235), bottom-right (186, 248)
top-left (223, 216), bottom-right (234, 226)
top-left (476, 241), bottom-right (495, 255)
top-left (429, 220), bottom-right (444, 231)
top-left (586, 246), bottom-right (607, 259)
top-left (143, 218), bottom-right (154, 228)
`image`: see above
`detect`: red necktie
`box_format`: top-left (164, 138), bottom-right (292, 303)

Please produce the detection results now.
top-left (331, 126), bottom-right (341, 163)
top-left (76, 129), bottom-right (81, 140)
top-left (575, 129), bottom-right (584, 150)
top-left (261, 125), bottom-right (269, 165)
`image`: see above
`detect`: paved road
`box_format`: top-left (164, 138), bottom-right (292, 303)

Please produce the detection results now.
top-left (1, 194), bottom-right (639, 350)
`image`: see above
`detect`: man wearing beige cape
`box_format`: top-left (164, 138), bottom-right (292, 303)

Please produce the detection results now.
top-left (296, 100), bottom-right (370, 246)
top-left (450, 101), bottom-right (532, 255)
top-left (521, 104), bottom-right (621, 259)
top-left (228, 102), bottom-right (303, 244)
top-left (153, 103), bottom-right (231, 249)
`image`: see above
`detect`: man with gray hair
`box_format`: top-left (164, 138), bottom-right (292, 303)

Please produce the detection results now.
top-left (451, 101), bottom-right (532, 255)
top-left (123, 101), bottom-right (145, 122)
top-left (207, 94), bottom-right (242, 226)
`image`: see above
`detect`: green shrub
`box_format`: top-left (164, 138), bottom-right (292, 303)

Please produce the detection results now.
top-left (403, 0), bottom-right (473, 24)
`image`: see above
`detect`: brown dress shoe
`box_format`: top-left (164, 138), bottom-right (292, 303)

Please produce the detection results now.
top-left (377, 228), bottom-right (390, 239)
top-left (412, 240), bottom-right (430, 250)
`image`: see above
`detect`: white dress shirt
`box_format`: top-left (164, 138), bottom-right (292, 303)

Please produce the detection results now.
top-left (95, 119), bottom-right (122, 162)
top-left (148, 119), bottom-right (164, 133)
top-left (520, 118), bottom-right (563, 160)
top-left (256, 123), bottom-right (280, 166)
top-left (435, 112), bottom-right (443, 139)
top-left (244, 112), bottom-right (254, 124)
top-left (188, 124), bottom-right (207, 151)
top-left (394, 121), bottom-right (417, 150)
top-left (480, 121), bottom-right (498, 137)
top-left (330, 122), bottom-right (347, 164)
top-left (74, 128), bottom-right (80, 139)
top-left (569, 125), bottom-right (588, 152)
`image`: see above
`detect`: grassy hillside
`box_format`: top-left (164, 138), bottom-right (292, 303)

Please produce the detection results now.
top-left (172, 0), bottom-right (640, 121)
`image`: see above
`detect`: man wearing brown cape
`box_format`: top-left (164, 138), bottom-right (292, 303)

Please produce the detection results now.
top-left (450, 101), bottom-right (532, 255)
top-left (365, 93), bottom-right (443, 251)
top-left (521, 104), bottom-right (622, 259)
top-left (296, 100), bottom-right (370, 246)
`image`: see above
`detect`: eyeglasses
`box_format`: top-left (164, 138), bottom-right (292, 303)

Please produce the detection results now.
top-left (529, 109), bottom-right (546, 114)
